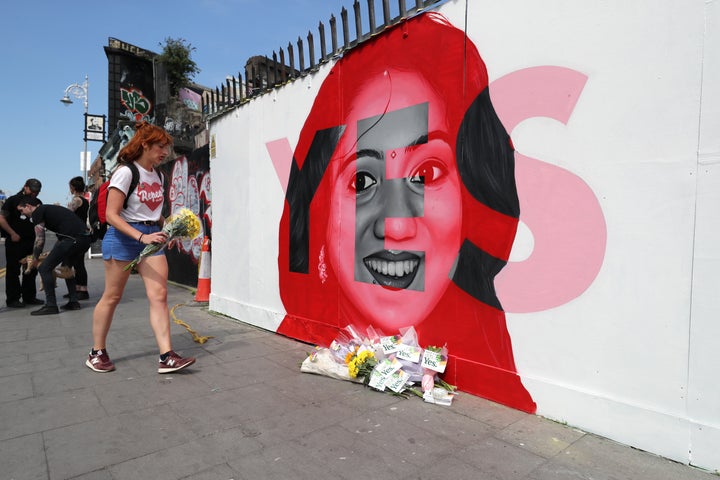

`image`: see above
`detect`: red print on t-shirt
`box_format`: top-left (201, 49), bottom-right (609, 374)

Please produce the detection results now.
top-left (136, 182), bottom-right (163, 212)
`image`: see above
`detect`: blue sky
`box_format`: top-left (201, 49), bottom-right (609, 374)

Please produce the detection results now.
top-left (0, 0), bottom-right (363, 205)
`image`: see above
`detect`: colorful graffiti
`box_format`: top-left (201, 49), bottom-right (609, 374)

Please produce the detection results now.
top-left (162, 146), bottom-right (211, 286)
top-left (120, 87), bottom-right (153, 123)
top-left (271, 12), bottom-right (608, 413)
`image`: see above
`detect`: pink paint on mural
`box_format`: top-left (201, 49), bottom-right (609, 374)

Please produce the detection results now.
top-left (491, 67), bottom-right (607, 312)
top-left (266, 138), bottom-right (292, 193)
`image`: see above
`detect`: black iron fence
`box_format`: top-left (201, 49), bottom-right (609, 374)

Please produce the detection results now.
top-left (203, 0), bottom-right (443, 118)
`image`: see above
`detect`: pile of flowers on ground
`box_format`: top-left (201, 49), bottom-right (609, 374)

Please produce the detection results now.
top-left (301, 325), bottom-right (456, 406)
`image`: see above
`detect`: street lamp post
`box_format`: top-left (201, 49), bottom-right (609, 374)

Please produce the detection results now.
top-left (60, 75), bottom-right (89, 185)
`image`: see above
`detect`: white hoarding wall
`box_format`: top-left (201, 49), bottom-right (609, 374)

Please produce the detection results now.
top-left (209, 0), bottom-right (720, 471)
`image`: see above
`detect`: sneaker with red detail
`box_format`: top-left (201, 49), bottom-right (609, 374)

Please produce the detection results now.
top-left (85, 349), bottom-right (115, 373)
top-left (158, 350), bottom-right (196, 374)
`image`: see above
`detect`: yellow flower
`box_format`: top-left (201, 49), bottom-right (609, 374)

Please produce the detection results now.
top-left (347, 349), bottom-right (376, 379)
top-left (167, 207), bottom-right (201, 239)
top-left (348, 361), bottom-right (359, 378)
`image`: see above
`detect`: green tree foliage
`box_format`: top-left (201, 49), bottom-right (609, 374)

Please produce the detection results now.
top-left (158, 37), bottom-right (200, 96)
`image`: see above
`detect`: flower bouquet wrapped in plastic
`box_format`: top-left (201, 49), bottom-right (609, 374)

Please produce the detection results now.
top-left (301, 324), bottom-right (381, 381)
top-left (124, 208), bottom-right (201, 271)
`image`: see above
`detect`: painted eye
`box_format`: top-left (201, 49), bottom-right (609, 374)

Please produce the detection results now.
top-left (352, 171), bottom-right (378, 193)
top-left (410, 160), bottom-right (447, 185)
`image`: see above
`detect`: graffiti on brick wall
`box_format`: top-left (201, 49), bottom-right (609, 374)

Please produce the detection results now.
top-left (120, 87), bottom-right (153, 123)
top-left (163, 149), bottom-right (211, 286)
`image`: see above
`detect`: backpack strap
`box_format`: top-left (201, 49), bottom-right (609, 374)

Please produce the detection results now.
top-left (123, 163), bottom-right (140, 209)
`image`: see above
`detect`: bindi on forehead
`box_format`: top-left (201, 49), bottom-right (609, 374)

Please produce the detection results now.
top-left (357, 103), bottom-right (429, 179)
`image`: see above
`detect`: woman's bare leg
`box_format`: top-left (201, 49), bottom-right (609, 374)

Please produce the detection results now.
top-left (137, 254), bottom-right (172, 354)
top-left (91, 259), bottom-right (132, 349)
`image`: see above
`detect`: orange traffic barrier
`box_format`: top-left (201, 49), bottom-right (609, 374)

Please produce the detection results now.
top-left (194, 236), bottom-right (211, 302)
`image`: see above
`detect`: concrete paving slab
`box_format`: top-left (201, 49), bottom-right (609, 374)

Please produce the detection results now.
top-left (456, 436), bottom-right (548, 479)
top-left (337, 408), bottom-right (465, 469)
top-left (93, 373), bottom-right (212, 414)
top-left (0, 433), bottom-right (47, 480)
top-left (383, 397), bottom-right (497, 445)
top-left (0, 353), bottom-right (31, 377)
top-left (43, 406), bottom-right (194, 479)
top-left (107, 428), bottom-right (263, 480)
top-left (176, 463), bottom-right (236, 480)
top-left (240, 400), bottom-right (355, 447)
top-left (0, 388), bottom-right (105, 442)
top-left (226, 439), bottom-right (347, 480)
top-left (0, 328), bottom-right (28, 342)
top-left (0, 372), bottom-right (34, 403)
top-left (495, 414), bottom-right (586, 458)
top-left (529, 434), bottom-right (714, 480)
top-left (0, 336), bottom-right (71, 358)
top-left (65, 470), bottom-right (113, 480)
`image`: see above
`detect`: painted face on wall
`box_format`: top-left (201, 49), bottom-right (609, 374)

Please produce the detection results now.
top-left (325, 71), bottom-right (463, 332)
top-left (278, 11), bottom-right (534, 414)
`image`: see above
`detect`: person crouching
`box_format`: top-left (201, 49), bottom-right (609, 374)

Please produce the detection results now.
top-left (17, 196), bottom-right (92, 315)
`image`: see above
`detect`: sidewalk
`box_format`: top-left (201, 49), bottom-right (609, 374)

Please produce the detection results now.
top-left (0, 257), bottom-right (715, 480)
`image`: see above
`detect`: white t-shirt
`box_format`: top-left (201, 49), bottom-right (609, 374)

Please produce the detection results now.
top-left (109, 162), bottom-right (164, 222)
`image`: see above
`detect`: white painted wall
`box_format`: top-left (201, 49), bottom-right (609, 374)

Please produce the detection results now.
top-left (209, 0), bottom-right (720, 471)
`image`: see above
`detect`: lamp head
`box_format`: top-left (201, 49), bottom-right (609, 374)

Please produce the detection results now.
top-left (60, 96), bottom-right (73, 106)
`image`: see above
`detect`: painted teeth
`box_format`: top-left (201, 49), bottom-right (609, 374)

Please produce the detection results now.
top-left (366, 259), bottom-right (419, 277)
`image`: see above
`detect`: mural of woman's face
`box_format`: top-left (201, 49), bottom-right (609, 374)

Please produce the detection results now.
top-left (326, 71), bottom-right (463, 332)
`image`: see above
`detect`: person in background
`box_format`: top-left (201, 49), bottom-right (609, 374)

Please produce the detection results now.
top-left (17, 196), bottom-right (91, 315)
top-left (87, 121), bottom-right (196, 374)
top-left (65, 176), bottom-right (90, 300)
top-left (0, 178), bottom-right (44, 308)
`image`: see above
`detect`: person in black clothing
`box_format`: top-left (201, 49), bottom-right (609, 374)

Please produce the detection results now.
top-left (17, 196), bottom-right (92, 315)
top-left (65, 176), bottom-right (90, 300)
top-left (0, 178), bottom-right (44, 308)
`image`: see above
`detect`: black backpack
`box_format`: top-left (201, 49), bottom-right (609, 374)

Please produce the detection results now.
top-left (88, 164), bottom-right (162, 242)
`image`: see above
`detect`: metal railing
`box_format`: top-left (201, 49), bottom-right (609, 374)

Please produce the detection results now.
top-left (203, 0), bottom-right (442, 118)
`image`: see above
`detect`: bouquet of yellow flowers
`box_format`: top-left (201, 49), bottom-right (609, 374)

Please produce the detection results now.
top-left (346, 347), bottom-right (377, 385)
top-left (124, 208), bottom-right (201, 271)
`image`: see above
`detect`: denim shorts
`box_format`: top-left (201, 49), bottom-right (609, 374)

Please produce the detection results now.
top-left (102, 224), bottom-right (164, 261)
